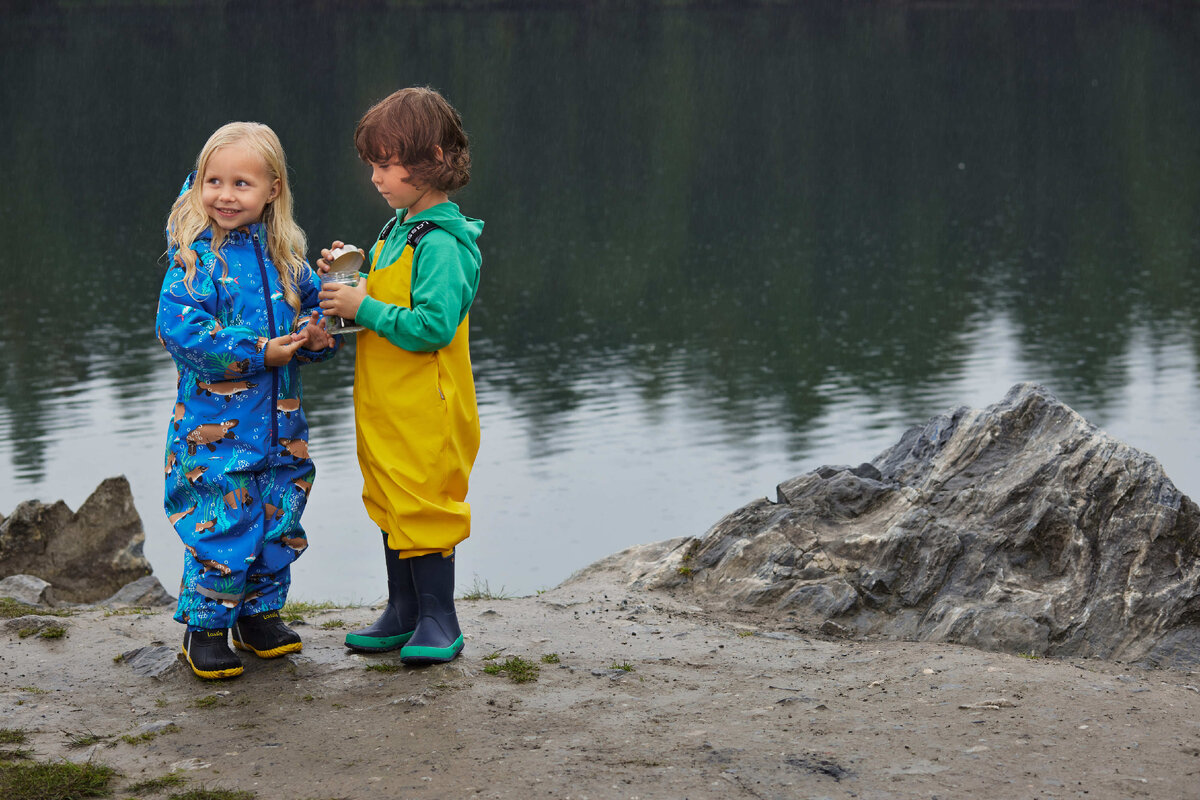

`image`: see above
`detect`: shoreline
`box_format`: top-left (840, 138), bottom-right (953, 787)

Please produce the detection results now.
top-left (3, 553), bottom-right (1199, 799)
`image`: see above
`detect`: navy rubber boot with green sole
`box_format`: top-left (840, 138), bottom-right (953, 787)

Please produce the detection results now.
top-left (232, 610), bottom-right (303, 658)
top-left (182, 627), bottom-right (243, 679)
top-left (345, 533), bottom-right (419, 652)
top-left (401, 551), bottom-right (464, 665)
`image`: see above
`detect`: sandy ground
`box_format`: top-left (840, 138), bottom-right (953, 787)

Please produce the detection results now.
top-left (4, 555), bottom-right (1200, 800)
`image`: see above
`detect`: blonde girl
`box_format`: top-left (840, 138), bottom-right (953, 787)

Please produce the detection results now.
top-left (156, 121), bottom-right (337, 680)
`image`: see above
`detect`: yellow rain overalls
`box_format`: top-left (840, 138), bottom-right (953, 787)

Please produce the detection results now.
top-left (354, 223), bottom-right (480, 556)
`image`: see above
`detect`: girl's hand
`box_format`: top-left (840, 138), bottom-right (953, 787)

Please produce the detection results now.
top-left (264, 334), bottom-right (305, 367)
top-left (319, 277), bottom-right (368, 324)
top-left (296, 311), bottom-right (336, 350)
top-left (316, 240), bottom-right (345, 275)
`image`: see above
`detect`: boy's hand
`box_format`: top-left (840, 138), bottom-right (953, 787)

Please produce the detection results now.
top-left (316, 240), bottom-right (345, 274)
top-left (296, 310), bottom-right (336, 350)
top-left (264, 334), bottom-right (305, 367)
top-left (319, 277), bottom-right (368, 324)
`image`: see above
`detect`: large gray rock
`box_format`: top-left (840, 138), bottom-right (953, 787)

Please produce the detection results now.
top-left (612, 383), bottom-right (1200, 669)
top-left (0, 476), bottom-right (152, 603)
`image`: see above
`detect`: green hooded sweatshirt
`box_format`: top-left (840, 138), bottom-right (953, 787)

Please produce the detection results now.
top-left (356, 201), bottom-right (484, 352)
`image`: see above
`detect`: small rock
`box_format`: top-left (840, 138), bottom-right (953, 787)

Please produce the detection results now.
top-left (958, 698), bottom-right (1017, 710)
top-left (4, 615), bottom-right (68, 636)
top-left (121, 645), bottom-right (182, 679)
top-left (819, 620), bottom-right (853, 638)
top-left (100, 576), bottom-right (176, 608)
top-left (0, 574), bottom-right (56, 606)
top-left (591, 668), bottom-right (629, 679)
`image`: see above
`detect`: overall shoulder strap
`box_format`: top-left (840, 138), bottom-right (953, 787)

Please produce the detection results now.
top-left (407, 220), bottom-right (441, 248)
top-left (376, 217), bottom-right (441, 247)
top-left (376, 217), bottom-right (398, 243)
top-left (406, 221), bottom-right (441, 289)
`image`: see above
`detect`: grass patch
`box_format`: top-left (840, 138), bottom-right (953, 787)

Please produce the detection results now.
top-left (610, 661), bottom-right (635, 672)
top-left (0, 598), bottom-right (40, 620)
top-left (103, 606), bottom-right (151, 617)
top-left (0, 730), bottom-right (32, 762)
top-left (18, 625), bottom-right (67, 640)
top-left (280, 601), bottom-right (338, 623)
top-left (126, 772), bottom-right (189, 793)
top-left (0, 598), bottom-right (73, 620)
top-left (318, 620), bottom-right (345, 630)
top-left (0, 729), bottom-right (28, 745)
top-left (364, 663), bottom-right (401, 674)
top-left (0, 760), bottom-right (117, 798)
top-left (541, 653), bottom-right (560, 664)
top-left (121, 724), bottom-right (179, 746)
top-left (65, 732), bottom-right (109, 750)
top-left (18, 687), bottom-right (49, 695)
top-left (483, 655), bottom-right (539, 684)
top-left (191, 695), bottom-right (220, 709)
top-left (459, 578), bottom-right (509, 601)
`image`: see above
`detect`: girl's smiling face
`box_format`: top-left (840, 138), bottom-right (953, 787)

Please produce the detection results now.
top-left (201, 144), bottom-right (280, 231)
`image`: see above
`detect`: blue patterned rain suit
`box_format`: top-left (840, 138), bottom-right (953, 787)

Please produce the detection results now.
top-left (156, 179), bottom-right (336, 630)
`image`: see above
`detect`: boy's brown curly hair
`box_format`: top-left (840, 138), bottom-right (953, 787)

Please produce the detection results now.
top-left (354, 86), bottom-right (471, 193)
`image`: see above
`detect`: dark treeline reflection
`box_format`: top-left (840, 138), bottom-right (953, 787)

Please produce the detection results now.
top-left (2, 3), bottom-right (1200, 480)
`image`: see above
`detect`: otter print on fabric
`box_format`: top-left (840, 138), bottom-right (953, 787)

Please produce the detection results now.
top-left (157, 201), bottom-right (333, 630)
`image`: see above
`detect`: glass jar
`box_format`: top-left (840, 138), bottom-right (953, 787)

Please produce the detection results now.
top-left (323, 246), bottom-right (366, 335)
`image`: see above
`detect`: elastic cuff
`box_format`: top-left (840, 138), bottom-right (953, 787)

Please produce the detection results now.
top-left (248, 349), bottom-right (267, 375)
top-left (355, 295), bottom-right (386, 332)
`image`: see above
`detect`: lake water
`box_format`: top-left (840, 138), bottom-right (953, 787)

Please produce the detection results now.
top-left (3, 4), bottom-right (1200, 603)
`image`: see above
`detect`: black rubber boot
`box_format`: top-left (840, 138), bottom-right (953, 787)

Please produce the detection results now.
top-left (182, 627), bottom-right (243, 679)
top-left (231, 610), bottom-right (303, 658)
top-left (401, 551), bottom-right (464, 665)
top-left (345, 534), bottom-right (418, 653)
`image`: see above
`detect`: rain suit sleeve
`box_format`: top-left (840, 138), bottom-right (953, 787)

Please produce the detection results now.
top-left (156, 248), bottom-right (269, 380)
top-left (355, 233), bottom-right (478, 352)
top-left (294, 264), bottom-right (340, 363)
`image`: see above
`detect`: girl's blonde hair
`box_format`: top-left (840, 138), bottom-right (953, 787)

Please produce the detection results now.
top-left (166, 122), bottom-right (308, 319)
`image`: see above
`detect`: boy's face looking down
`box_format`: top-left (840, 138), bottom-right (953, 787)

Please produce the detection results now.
top-left (370, 156), bottom-right (444, 217)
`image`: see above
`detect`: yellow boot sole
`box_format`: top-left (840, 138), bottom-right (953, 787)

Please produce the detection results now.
top-left (232, 639), bottom-right (303, 659)
top-left (181, 644), bottom-right (244, 679)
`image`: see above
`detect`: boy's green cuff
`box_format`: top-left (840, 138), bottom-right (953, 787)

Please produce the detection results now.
top-left (355, 296), bottom-right (386, 332)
